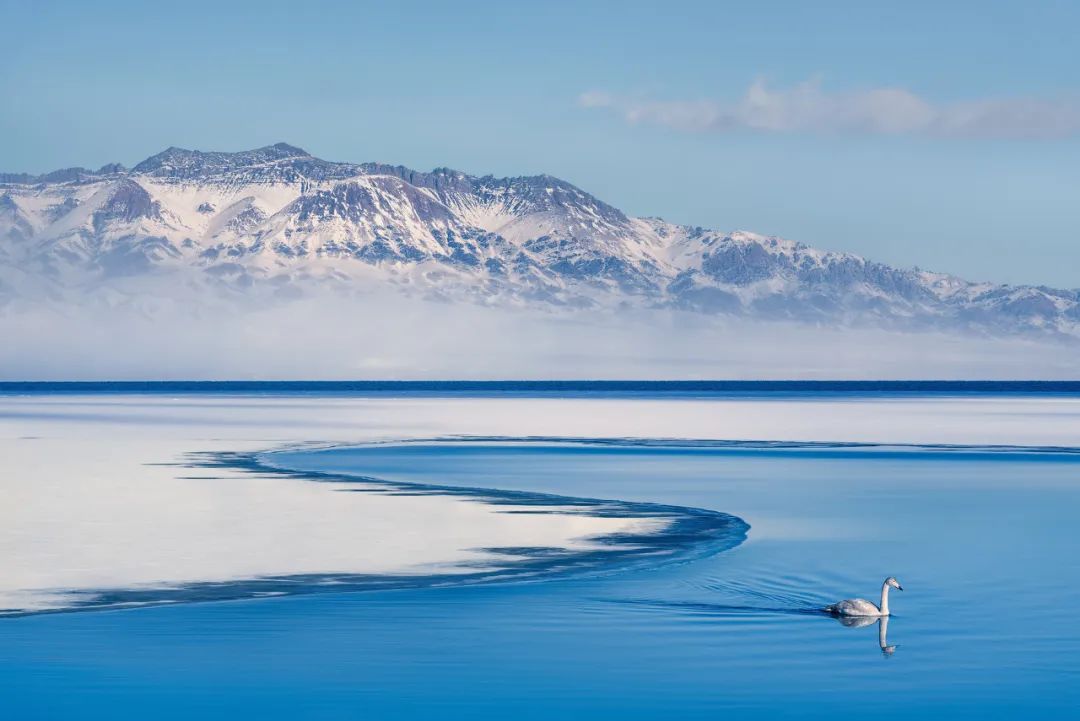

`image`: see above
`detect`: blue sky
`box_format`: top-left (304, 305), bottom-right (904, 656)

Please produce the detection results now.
top-left (2, 0), bottom-right (1078, 286)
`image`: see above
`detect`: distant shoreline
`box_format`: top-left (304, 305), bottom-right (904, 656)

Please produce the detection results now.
top-left (2, 380), bottom-right (1080, 395)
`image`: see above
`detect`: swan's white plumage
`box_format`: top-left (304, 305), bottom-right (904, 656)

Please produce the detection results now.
top-left (825, 598), bottom-right (883, 616)
top-left (825, 577), bottom-right (902, 617)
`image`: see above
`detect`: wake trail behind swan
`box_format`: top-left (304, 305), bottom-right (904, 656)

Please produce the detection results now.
top-left (606, 573), bottom-right (836, 618)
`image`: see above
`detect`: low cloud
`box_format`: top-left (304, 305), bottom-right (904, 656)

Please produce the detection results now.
top-left (1, 294), bottom-right (1077, 380)
top-left (579, 78), bottom-right (1080, 139)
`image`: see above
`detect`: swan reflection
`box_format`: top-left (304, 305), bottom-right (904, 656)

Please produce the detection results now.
top-left (607, 596), bottom-right (901, 655)
top-left (834, 613), bottom-right (897, 656)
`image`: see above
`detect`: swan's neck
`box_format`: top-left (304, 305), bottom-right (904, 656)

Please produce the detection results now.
top-left (879, 582), bottom-right (891, 616)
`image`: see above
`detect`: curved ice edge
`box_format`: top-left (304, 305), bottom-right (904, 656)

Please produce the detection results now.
top-left (1, 438), bottom-right (750, 618)
top-left (415, 436), bottom-right (1080, 457)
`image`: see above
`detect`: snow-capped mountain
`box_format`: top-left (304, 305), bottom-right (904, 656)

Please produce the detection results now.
top-left (2, 142), bottom-right (1077, 339)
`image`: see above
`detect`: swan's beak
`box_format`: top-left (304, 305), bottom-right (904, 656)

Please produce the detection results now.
top-left (897, 584), bottom-right (904, 591)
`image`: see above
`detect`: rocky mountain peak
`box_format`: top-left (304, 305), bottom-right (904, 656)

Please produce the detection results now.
top-left (0, 144), bottom-right (1076, 341)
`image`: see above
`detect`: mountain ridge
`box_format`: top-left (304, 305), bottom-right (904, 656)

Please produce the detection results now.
top-left (1, 143), bottom-right (1077, 340)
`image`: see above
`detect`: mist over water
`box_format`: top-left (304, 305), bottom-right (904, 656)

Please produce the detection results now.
top-left (2, 295), bottom-right (1076, 379)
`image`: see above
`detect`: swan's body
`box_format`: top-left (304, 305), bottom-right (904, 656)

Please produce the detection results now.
top-left (825, 577), bottom-right (903, 617)
top-left (826, 597), bottom-right (886, 617)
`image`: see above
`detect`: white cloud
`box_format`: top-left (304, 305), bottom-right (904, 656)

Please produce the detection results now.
top-left (579, 78), bottom-right (1080, 139)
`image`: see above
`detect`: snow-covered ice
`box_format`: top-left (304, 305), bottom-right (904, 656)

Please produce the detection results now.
top-left (2, 391), bottom-right (1078, 614)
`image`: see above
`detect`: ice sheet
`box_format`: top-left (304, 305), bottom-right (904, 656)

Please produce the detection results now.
top-left (2, 392), bottom-right (1077, 613)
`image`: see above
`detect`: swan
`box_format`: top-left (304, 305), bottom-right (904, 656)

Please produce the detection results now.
top-left (825, 577), bottom-right (903, 617)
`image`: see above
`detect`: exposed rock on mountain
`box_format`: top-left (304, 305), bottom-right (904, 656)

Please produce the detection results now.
top-left (1, 143), bottom-right (1077, 339)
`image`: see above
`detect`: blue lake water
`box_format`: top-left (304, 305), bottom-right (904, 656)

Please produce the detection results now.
top-left (2, 391), bottom-right (1080, 719)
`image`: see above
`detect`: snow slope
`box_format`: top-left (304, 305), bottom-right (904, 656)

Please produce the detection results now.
top-left (2, 143), bottom-right (1077, 339)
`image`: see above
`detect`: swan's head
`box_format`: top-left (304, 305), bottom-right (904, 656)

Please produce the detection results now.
top-left (885, 576), bottom-right (903, 591)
